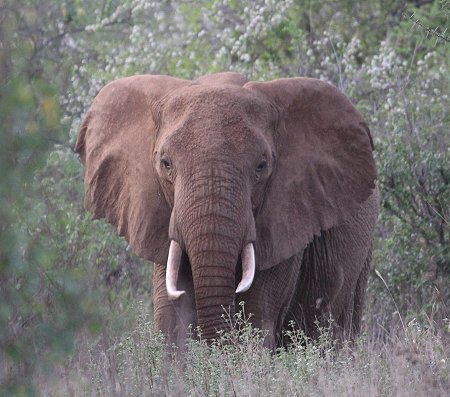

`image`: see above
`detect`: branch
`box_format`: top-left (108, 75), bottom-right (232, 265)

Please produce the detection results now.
top-left (403, 11), bottom-right (450, 43)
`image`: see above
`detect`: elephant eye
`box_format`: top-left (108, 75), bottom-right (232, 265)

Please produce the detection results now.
top-left (161, 157), bottom-right (172, 171)
top-left (256, 159), bottom-right (267, 173)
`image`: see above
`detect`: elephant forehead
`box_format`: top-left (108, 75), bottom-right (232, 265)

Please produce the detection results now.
top-left (158, 85), bottom-right (274, 151)
top-left (161, 85), bottom-right (272, 126)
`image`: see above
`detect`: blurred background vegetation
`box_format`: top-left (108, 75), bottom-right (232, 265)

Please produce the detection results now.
top-left (0, 0), bottom-right (448, 395)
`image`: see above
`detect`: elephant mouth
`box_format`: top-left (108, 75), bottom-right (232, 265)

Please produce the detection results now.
top-left (165, 240), bottom-right (256, 301)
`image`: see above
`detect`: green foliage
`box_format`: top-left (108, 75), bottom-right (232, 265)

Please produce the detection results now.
top-left (365, 6), bottom-right (450, 323)
top-left (1, 0), bottom-right (449, 394)
top-left (0, 2), bottom-right (92, 394)
top-left (0, 1), bottom-right (151, 395)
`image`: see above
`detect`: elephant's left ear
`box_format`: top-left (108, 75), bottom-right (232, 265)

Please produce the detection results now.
top-left (244, 78), bottom-right (377, 270)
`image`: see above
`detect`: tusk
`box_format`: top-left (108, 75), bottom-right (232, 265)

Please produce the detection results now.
top-left (236, 243), bottom-right (255, 294)
top-left (166, 240), bottom-right (185, 300)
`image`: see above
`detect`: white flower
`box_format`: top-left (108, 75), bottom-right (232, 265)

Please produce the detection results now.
top-left (241, 53), bottom-right (251, 63)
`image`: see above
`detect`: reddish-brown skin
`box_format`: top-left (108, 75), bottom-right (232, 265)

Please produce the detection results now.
top-left (75, 72), bottom-right (378, 348)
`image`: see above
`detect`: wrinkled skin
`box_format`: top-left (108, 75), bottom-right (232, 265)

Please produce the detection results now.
top-left (76, 72), bottom-right (378, 349)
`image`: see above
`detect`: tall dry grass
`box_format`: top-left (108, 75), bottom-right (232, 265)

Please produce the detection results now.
top-left (35, 304), bottom-right (449, 397)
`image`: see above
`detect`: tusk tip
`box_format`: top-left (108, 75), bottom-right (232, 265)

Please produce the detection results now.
top-left (167, 290), bottom-right (185, 301)
top-left (235, 284), bottom-right (249, 294)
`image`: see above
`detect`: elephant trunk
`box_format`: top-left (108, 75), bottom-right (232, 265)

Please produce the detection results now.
top-left (189, 242), bottom-right (238, 339)
top-left (168, 163), bottom-right (255, 340)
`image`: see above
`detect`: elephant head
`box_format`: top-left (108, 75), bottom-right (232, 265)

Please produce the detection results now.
top-left (75, 72), bottom-right (376, 341)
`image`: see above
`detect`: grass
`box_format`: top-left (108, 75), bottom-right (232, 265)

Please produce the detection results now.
top-left (34, 304), bottom-right (449, 397)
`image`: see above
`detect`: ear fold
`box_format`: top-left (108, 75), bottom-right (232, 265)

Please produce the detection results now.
top-left (245, 78), bottom-right (377, 270)
top-left (75, 75), bottom-right (189, 264)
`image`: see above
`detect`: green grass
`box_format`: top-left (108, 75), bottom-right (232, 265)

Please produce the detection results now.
top-left (34, 305), bottom-right (449, 397)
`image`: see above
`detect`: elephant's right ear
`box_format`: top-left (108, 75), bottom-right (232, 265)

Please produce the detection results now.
top-left (75, 75), bottom-right (189, 264)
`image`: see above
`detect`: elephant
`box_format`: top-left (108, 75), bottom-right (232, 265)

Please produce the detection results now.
top-left (75, 72), bottom-right (378, 349)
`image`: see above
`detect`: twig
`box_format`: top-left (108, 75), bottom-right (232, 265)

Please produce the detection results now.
top-left (374, 268), bottom-right (407, 335)
top-left (403, 11), bottom-right (450, 43)
top-left (423, 198), bottom-right (450, 227)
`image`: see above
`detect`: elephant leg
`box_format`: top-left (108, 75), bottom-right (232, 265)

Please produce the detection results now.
top-left (331, 201), bottom-right (377, 339)
top-left (350, 246), bottom-right (372, 336)
top-left (237, 253), bottom-right (303, 349)
top-left (153, 263), bottom-right (176, 344)
top-left (284, 201), bottom-right (376, 342)
top-left (283, 230), bottom-right (345, 342)
top-left (332, 247), bottom-right (372, 340)
top-left (153, 260), bottom-right (197, 350)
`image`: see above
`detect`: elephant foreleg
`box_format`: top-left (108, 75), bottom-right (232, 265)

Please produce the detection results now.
top-left (153, 262), bottom-right (197, 350)
top-left (237, 253), bottom-right (303, 349)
